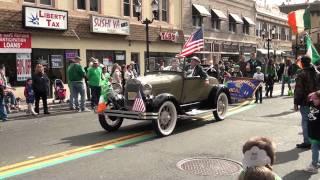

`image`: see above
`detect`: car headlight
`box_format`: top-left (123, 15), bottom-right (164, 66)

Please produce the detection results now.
top-left (112, 83), bottom-right (122, 94)
top-left (143, 84), bottom-right (152, 95)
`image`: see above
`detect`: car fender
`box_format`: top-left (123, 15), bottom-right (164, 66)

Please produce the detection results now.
top-left (152, 93), bottom-right (181, 113)
top-left (208, 85), bottom-right (231, 108)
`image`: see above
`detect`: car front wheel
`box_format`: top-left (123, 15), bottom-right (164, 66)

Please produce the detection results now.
top-left (213, 92), bottom-right (228, 121)
top-left (153, 101), bottom-right (178, 137)
top-left (98, 114), bottom-right (123, 132)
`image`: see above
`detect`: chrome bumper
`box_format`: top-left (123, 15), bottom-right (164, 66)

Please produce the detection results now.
top-left (104, 110), bottom-right (158, 120)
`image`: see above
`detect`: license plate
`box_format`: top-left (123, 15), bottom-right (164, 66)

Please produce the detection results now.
top-left (127, 92), bottom-right (137, 100)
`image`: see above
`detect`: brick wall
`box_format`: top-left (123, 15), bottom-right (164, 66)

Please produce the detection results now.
top-left (0, 9), bottom-right (184, 44)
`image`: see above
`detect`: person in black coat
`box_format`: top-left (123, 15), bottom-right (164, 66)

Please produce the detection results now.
top-left (246, 53), bottom-right (262, 77)
top-left (185, 56), bottom-right (209, 80)
top-left (278, 58), bottom-right (294, 96)
top-left (32, 64), bottom-right (50, 114)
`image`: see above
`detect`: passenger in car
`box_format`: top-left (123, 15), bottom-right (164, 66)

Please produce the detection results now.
top-left (164, 58), bottom-right (182, 72)
top-left (185, 56), bottom-right (208, 80)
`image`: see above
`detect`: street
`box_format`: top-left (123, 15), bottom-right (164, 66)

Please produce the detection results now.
top-left (0, 87), bottom-right (319, 180)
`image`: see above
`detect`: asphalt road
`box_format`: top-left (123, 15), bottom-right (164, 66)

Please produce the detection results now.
top-left (1, 89), bottom-right (319, 180)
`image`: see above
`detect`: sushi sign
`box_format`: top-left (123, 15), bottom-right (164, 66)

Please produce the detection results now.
top-left (23, 6), bottom-right (68, 30)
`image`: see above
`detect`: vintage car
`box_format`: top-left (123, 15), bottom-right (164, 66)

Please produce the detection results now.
top-left (98, 58), bottom-right (230, 137)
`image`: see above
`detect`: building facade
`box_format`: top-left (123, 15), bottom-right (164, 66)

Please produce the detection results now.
top-left (255, 4), bottom-right (292, 63)
top-left (0, 0), bottom-right (184, 96)
top-left (279, 1), bottom-right (320, 56)
top-left (182, 0), bottom-right (257, 63)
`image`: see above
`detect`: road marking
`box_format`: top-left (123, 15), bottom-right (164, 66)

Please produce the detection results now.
top-left (0, 100), bottom-right (256, 179)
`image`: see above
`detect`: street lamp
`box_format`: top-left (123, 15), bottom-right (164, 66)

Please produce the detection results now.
top-left (262, 27), bottom-right (276, 61)
top-left (135, 0), bottom-right (159, 72)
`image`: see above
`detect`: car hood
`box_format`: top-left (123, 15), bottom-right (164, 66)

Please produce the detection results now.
top-left (136, 73), bottom-right (182, 86)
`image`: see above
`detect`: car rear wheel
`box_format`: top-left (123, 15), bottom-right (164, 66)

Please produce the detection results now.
top-left (153, 101), bottom-right (177, 137)
top-left (213, 92), bottom-right (228, 121)
top-left (98, 114), bottom-right (123, 132)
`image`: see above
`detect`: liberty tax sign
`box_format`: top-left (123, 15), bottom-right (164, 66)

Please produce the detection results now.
top-left (23, 6), bottom-right (68, 30)
top-left (90, 15), bottom-right (129, 35)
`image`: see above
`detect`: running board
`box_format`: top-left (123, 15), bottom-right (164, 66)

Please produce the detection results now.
top-left (183, 109), bottom-right (216, 117)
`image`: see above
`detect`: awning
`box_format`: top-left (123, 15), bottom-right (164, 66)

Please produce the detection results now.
top-left (211, 9), bottom-right (227, 20)
top-left (192, 4), bottom-right (211, 17)
top-left (242, 16), bottom-right (255, 26)
top-left (229, 13), bottom-right (243, 24)
top-left (275, 50), bottom-right (284, 55)
top-left (257, 49), bottom-right (274, 55)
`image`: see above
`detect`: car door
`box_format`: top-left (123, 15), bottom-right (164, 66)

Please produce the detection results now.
top-left (181, 77), bottom-right (210, 104)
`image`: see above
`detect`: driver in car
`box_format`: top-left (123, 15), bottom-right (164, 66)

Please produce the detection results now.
top-left (164, 58), bottom-right (182, 72)
top-left (185, 56), bottom-right (209, 85)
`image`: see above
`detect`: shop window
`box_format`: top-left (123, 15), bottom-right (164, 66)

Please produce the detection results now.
top-left (192, 16), bottom-right (202, 27)
top-left (212, 18), bottom-right (221, 30)
top-left (229, 21), bottom-right (236, 33)
top-left (123, 0), bottom-right (130, 16)
top-left (86, 50), bottom-right (126, 72)
top-left (77, 0), bottom-right (86, 10)
top-left (90, 0), bottom-right (99, 12)
top-left (161, 0), bottom-right (168, 22)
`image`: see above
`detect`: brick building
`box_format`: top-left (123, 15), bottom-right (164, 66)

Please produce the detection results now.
top-left (182, 0), bottom-right (257, 63)
top-left (0, 0), bottom-right (184, 97)
top-left (255, 4), bottom-right (292, 64)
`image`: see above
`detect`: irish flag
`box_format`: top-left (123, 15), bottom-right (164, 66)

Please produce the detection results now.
top-left (305, 35), bottom-right (320, 64)
top-left (288, 8), bottom-right (311, 34)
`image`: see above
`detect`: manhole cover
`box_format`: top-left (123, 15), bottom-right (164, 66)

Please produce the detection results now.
top-left (177, 157), bottom-right (243, 176)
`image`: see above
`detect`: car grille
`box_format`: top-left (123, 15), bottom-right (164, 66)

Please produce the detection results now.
top-left (125, 79), bottom-right (142, 110)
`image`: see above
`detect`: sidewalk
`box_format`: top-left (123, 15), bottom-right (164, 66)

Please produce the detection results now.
top-left (8, 99), bottom-right (91, 119)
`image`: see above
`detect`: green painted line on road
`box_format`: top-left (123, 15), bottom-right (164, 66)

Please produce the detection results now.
top-left (226, 103), bottom-right (256, 117)
top-left (0, 102), bottom-right (256, 179)
top-left (0, 134), bottom-right (156, 179)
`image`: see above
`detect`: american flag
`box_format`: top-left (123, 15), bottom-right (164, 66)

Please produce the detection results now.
top-left (132, 91), bottom-right (146, 112)
top-left (178, 28), bottom-right (204, 57)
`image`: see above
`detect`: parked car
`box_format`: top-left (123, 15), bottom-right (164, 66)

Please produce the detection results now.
top-left (98, 58), bottom-right (230, 137)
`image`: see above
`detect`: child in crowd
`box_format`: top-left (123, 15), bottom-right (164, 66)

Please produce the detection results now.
top-left (24, 78), bottom-right (38, 116)
top-left (239, 137), bottom-right (282, 180)
top-left (0, 84), bottom-right (7, 121)
top-left (253, 66), bottom-right (264, 104)
top-left (304, 90), bottom-right (320, 173)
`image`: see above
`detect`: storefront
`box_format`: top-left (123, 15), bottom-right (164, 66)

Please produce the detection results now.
top-left (0, 6), bottom-right (184, 98)
top-left (220, 43), bottom-right (240, 63)
top-left (240, 45), bottom-right (256, 60)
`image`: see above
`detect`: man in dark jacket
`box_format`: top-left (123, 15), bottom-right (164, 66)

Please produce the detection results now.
top-left (185, 56), bottom-right (209, 81)
top-left (279, 58), bottom-right (294, 96)
top-left (246, 53), bottom-right (262, 77)
top-left (294, 56), bottom-right (320, 149)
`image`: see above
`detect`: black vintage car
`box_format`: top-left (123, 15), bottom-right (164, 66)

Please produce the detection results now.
top-left (98, 58), bottom-right (230, 137)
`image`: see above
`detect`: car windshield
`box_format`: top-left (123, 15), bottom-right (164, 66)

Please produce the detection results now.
top-left (146, 57), bottom-right (185, 73)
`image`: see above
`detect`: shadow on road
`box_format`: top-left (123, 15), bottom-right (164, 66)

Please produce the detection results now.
top-left (55, 117), bottom-right (217, 148)
top-left (55, 122), bottom-right (152, 147)
top-left (283, 170), bottom-right (313, 180)
top-left (275, 148), bottom-right (308, 165)
top-left (262, 110), bottom-right (296, 118)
